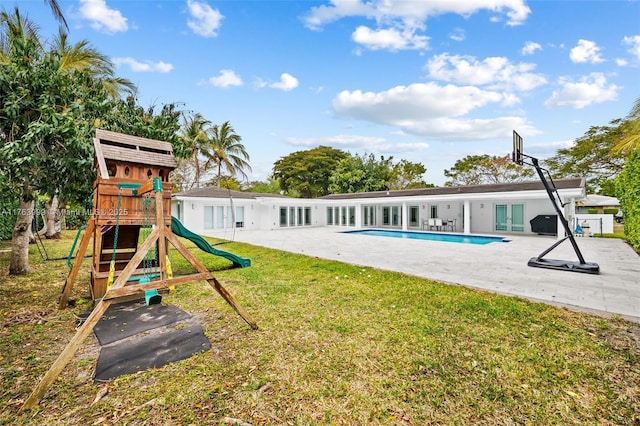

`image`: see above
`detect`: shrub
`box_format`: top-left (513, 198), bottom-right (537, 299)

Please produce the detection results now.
top-left (587, 208), bottom-right (598, 214)
top-left (616, 149), bottom-right (640, 251)
top-left (603, 208), bottom-right (619, 215)
top-left (0, 196), bottom-right (19, 242)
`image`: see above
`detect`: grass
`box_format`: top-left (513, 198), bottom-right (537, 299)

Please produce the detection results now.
top-left (1, 231), bottom-right (639, 425)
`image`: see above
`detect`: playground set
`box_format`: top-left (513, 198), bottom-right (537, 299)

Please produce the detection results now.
top-left (22, 129), bottom-right (256, 410)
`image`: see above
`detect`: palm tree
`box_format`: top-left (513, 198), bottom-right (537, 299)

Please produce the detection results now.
top-left (207, 121), bottom-right (252, 188)
top-left (0, 8), bottom-right (42, 63)
top-left (612, 97), bottom-right (640, 155)
top-left (179, 113), bottom-right (213, 188)
top-left (44, 0), bottom-right (68, 29)
top-left (51, 29), bottom-right (135, 98)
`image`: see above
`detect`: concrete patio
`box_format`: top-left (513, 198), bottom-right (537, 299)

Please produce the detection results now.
top-left (224, 228), bottom-right (640, 322)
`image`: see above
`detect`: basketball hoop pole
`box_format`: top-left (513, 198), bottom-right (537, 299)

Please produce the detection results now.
top-left (511, 130), bottom-right (599, 274)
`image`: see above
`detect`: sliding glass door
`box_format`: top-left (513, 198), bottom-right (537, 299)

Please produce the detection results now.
top-left (495, 204), bottom-right (508, 231)
top-left (511, 204), bottom-right (524, 232)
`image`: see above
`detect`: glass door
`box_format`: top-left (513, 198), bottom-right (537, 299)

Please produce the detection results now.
top-left (511, 204), bottom-right (524, 232)
top-left (495, 204), bottom-right (508, 231)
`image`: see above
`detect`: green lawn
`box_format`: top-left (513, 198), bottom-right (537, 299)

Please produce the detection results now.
top-left (1, 231), bottom-right (638, 425)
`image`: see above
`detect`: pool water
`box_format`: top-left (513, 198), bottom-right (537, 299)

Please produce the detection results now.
top-left (344, 229), bottom-right (510, 245)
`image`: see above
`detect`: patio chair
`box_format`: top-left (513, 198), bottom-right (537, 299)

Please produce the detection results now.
top-left (446, 218), bottom-right (457, 231)
top-left (434, 218), bottom-right (443, 231)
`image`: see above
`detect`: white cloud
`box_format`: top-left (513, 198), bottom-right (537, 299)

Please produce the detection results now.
top-left (352, 25), bottom-right (428, 50)
top-left (332, 82), bottom-right (539, 140)
top-left (449, 28), bottom-right (465, 42)
top-left (623, 35), bottom-right (640, 61)
top-left (569, 39), bottom-right (604, 63)
top-left (208, 69), bottom-right (243, 88)
top-left (303, 0), bottom-right (530, 29)
top-left (285, 134), bottom-right (430, 156)
top-left (112, 57), bottom-right (173, 73)
top-left (187, 0), bottom-right (224, 37)
top-left (286, 134), bottom-right (386, 148)
top-left (544, 73), bottom-right (619, 109)
top-left (269, 73), bottom-right (299, 91)
top-left (521, 41), bottom-right (542, 56)
top-left (302, 0), bottom-right (529, 52)
top-left (425, 53), bottom-right (547, 92)
top-left (527, 139), bottom-right (573, 159)
top-left (79, 0), bottom-right (128, 33)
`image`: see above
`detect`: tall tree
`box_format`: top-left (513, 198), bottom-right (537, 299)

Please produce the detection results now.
top-left (328, 153), bottom-right (393, 194)
top-left (98, 96), bottom-right (183, 149)
top-left (177, 112), bottom-right (212, 188)
top-left (0, 8), bottom-right (112, 273)
top-left (273, 146), bottom-right (350, 198)
top-left (244, 177), bottom-right (282, 194)
top-left (544, 120), bottom-right (627, 195)
top-left (207, 121), bottom-right (251, 188)
top-left (444, 154), bottom-right (534, 187)
top-left (389, 159), bottom-right (430, 189)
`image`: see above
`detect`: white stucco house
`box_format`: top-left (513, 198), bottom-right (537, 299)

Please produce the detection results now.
top-left (171, 178), bottom-right (590, 239)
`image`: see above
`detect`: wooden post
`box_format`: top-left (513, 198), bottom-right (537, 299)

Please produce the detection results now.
top-left (21, 228), bottom-right (161, 410)
top-left (21, 299), bottom-right (113, 410)
top-left (154, 187), bottom-right (167, 282)
top-left (166, 232), bottom-right (258, 330)
top-left (59, 219), bottom-right (95, 309)
top-left (207, 277), bottom-right (258, 330)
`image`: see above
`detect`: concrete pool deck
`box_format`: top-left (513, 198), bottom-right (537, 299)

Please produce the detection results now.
top-left (223, 228), bottom-right (640, 322)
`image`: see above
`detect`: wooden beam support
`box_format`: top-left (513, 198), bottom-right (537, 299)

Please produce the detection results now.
top-left (21, 228), bottom-right (162, 410)
top-left (207, 277), bottom-right (258, 330)
top-left (166, 232), bottom-right (258, 330)
top-left (21, 299), bottom-right (113, 410)
top-left (102, 272), bottom-right (213, 300)
top-left (109, 227), bottom-right (160, 291)
top-left (135, 180), bottom-right (155, 196)
top-left (59, 219), bottom-right (95, 309)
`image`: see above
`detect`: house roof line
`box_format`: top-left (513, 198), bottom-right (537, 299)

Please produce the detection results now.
top-left (172, 178), bottom-right (585, 201)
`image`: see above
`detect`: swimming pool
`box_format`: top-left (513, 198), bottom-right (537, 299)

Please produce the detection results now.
top-left (344, 229), bottom-right (510, 245)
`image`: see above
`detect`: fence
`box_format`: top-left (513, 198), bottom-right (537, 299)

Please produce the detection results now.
top-left (574, 214), bottom-right (614, 237)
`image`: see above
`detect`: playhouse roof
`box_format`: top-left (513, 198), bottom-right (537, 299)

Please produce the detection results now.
top-left (94, 129), bottom-right (177, 177)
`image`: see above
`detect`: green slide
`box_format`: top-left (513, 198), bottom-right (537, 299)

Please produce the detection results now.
top-left (171, 216), bottom-right (251, 268)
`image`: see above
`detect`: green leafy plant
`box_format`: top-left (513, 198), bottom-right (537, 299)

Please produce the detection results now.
top-left (616, 149), bottom-right (640, 251)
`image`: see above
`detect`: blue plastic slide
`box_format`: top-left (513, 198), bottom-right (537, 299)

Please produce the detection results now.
top-left (171, 216), bottom-right (251, 268)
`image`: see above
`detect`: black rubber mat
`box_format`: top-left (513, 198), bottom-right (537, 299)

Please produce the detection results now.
top-left (93, 301), bottom-right (191, 345)
top-left (94, 322), bottom-right (211, 382)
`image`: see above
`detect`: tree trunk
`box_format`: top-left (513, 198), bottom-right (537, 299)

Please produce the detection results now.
top-left (42, 195), bottom-right (63, 239)
top-left (10, 198), bottom-right (34, 275)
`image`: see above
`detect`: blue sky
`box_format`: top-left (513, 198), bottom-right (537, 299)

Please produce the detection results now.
top-left (5, 0), bottom-right (640, 185)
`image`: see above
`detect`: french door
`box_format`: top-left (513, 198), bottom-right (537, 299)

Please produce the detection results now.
top-left (495, 204), bottom-right (524, 232)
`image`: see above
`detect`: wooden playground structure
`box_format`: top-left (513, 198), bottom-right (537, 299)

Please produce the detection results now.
top-left (22, 129), bottom-right (257, 410)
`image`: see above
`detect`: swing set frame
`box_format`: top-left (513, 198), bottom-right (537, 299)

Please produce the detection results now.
top-left (21, 130), bottom-right (257, 411)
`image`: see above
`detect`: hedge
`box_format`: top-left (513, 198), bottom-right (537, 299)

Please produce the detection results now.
top-left (616, 149), bottom-right (640, 251)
